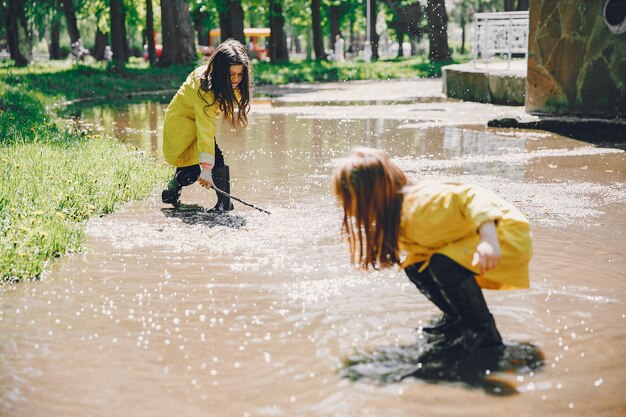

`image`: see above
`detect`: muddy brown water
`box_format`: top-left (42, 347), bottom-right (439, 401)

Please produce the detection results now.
top-left (1, 97), bottom-right (625, 417)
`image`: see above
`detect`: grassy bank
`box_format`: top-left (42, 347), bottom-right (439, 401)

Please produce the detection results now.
top-left (0, 55), bottom-right (457, 102)
top-left (0, 77), bottom-right (169, 282)
top-left (254, 56), bottom-right (453, 85)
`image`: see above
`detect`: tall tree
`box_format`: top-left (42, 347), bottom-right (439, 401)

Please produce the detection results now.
top-left (385, 0), bottom-right (422, 57)
top-left (425, 0), bottom-right (450, 62)
top-left (93, 27), bottom-right (107, 60)
top-left (146, 0), bottom-right (157, 64)
top-left (6, 0), bottom-right (31, 66)
top-left (368, 0), bottom-right (379, 61)
top-left (217, 0), bottom-right (244, 43)
top-left (159, 0), bottom-right (195, 65)
top-left (229, 0), bottom-right (245, 43)
top-left (58, 0), bottom-right (80, 44)
top-left (48, 10), bottom-right (62, 59)
top-left (218, 4), bottom-right (233, 40)
top-left (311, 0), bottom-right (325, 59)
top-left (110, 0), bottom-right (127, 63)
top-left (268, 0), bottom-right (289, 61)
top-left (192, 8), bottom-right (211, 46)
top-left (328, 4), bottom-right (340, 50)
top-left (120, 4), bottom-right (130, 58)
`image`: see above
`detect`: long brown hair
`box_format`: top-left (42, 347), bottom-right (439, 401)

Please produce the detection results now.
top-left (332, 147), bottom-right (407, 270)
top-left (199, 38), bottom-right (252, 132)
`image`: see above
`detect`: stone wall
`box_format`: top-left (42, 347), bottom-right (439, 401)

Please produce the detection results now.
top-left (527, 0), bottom-right (626, 118)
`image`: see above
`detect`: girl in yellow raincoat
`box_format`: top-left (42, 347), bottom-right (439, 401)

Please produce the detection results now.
top-left (161, 39), bottom-right (252, 211)
top-left (332, 147), bottom-right (533, 352)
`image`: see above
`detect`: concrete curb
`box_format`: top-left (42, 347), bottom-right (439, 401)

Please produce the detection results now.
top-left (443, 62), bottom-right (526, 106)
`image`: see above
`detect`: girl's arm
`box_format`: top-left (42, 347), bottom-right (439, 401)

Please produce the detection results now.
top-left (472, 221), bottom-right (501, 274)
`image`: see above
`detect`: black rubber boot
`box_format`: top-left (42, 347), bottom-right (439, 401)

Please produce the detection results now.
top-left (437, 278), bottom-right (503, 352)
top-left (211, 165), bottom-right (234, 212)
top-left (405, 264), bottom-right (461, 337)
top-left (161, 176), bottom-right (181, 208)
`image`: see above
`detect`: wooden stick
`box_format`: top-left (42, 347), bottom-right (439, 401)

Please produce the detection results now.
top-left (211, 186), bottom-right (271, 215)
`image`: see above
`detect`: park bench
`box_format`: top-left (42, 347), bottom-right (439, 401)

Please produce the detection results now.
top-left (472, 11), bottom-right (529, 68)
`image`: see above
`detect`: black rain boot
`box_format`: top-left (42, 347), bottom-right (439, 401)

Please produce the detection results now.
top-left (405, 264), bottom-right (461, 338)
top-left (438, 277), bottom-right (503, 352)
top-left (211, 165), bottom-right (234, 212)
top-left (161, 176), bottom-right (182, 208)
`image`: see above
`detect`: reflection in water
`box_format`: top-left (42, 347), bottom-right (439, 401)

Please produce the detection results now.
top-left (161, 206), bottom-right (247, 229)
top-left (63, 100), bottom-right (168, 159)
top-left (341, 340), bottom-right (545, 397)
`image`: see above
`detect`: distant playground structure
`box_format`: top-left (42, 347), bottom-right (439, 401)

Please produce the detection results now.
top-left (208, 28), bottom-right (271, 60)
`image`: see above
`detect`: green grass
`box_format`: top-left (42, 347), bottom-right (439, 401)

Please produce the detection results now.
top-left (0, 60), bottom-right (195, 102)
top-left (0, 55), bottom-right (460, 102)
top-left (0, 135), bottom-right (169, 282)
top-left (0, 75), bottom-right (170, 282)
top-left (253, 56), bottom-right (456, 85)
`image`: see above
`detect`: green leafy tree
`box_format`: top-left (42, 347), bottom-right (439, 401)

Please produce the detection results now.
top-left (425, 0), bottom-right (450, 62)
top-left (311, 0), bottom-right (325, 59)
top-left (110, 0), bottom-right (128, 62)
top-left (368, 0), bottom-right (379, 60)
top-left (385, 0), bottom-right (422, 57)
top-left (59, 0), bottom-right (81, 44)
top-left (217, 0), bottom-right (245, 43)
top-left (160, 0), bottom-right (195, 65)
top-left (268, 0), bottom-right (289, 61)
top-left (146, 0), bottom-right (157, 63)
top-left (6, 0), bottom-right (31, 65)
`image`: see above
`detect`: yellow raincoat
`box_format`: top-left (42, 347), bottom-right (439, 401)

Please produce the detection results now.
top-left (162, 66), bottom-right (224, 168)
top-left (398, 182), bottom-right (532, 290)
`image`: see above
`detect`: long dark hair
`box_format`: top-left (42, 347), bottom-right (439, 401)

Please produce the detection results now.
top-left (332, 147), bottom-right (407, 270)
top-left (199, 38), bottom-right (252, 132)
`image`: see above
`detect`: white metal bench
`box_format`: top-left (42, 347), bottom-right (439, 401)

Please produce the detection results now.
top-left (472, 11), bottom-right (529, 68)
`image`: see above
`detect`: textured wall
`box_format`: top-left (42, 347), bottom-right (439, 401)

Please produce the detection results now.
top-left (527, 0), bottom-right (626, 117)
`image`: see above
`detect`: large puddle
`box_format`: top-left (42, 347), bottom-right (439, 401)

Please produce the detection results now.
top-left (1, 94), bottom-right (625, 416)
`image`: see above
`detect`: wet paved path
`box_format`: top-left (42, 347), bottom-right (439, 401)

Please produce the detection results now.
top-left (1, 79), bottom-right (625, 417)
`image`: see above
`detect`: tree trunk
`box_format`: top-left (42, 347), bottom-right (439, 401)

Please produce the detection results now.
top-left (193, 10), bottom-right (211, 46)
top-left (268, 0), bottom-right (289, 62)
top-left (6, 0), bottom-right (31, 66)
top-left (121, 5), bottom-right (130, 58)
top-left (159, 0), bottom-right (196, 66)
top-left (93, 28), bottom-right (107, 60)
top-left (396, 28), bottom-right (404, 57)
top-left (49, 12), bottom-right (62, 59)
top-left (368, 0), bottom-right (379, 61)
top-left (218, 6), bottom-right (233, 41)
top-left (146, 0), bottom-right (156, 64)
top-left (229, 0), bottom-right (245, 44)
top-left (110, 0), bottom-right (127, 63)
top-left (59, 0), bottom-right (80, 44)
top-left (425, 0), bottom-right (450, 62)
top-left (460, 15), bottom-right (465, 55)
top-left (328, 5), bottom-right (340, 50)
top-left (349, 14), bottom-right (355, 53)
top-left (311, 0), bottom-right (325, 59)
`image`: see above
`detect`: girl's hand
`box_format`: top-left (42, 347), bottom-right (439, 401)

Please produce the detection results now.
top-left (472, 221), bottom-right (501, 274)
top-left (198, 165), bottom-right (213, 189)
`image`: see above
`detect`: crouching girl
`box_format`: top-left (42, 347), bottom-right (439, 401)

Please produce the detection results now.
top-left (332, 147), bottom-right (532, 352)
top-left (161, 39), bottom-right (252, 211)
